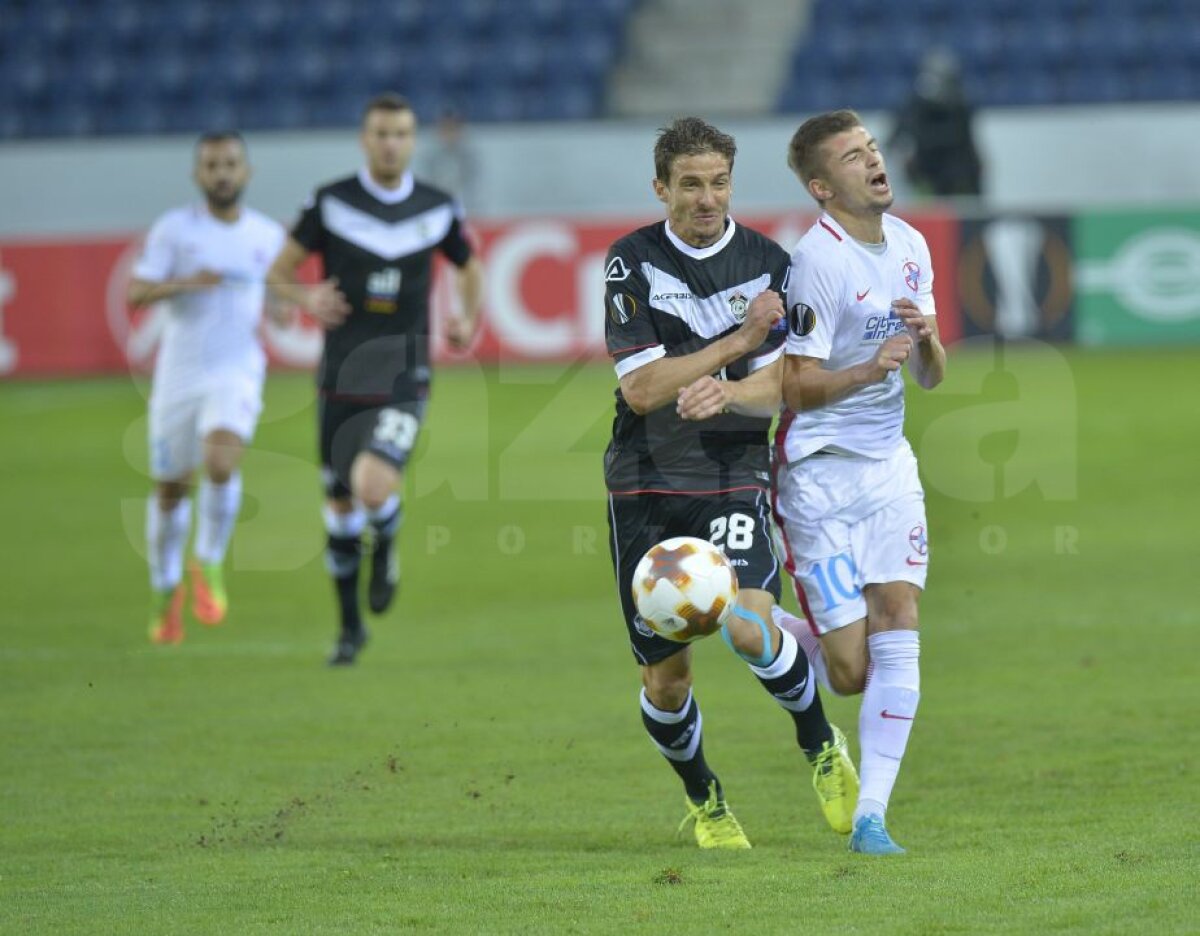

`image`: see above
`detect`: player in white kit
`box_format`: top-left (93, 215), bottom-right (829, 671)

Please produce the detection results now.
top-left (128, 132), bottom-right (285, 644)
top-left (772, 111), bottom-right (946, 854)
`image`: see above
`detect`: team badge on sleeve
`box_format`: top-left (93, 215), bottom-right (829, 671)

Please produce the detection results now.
top-left (789, 302), bottom-right (816, 337)
top-left (903, 261), bottom-right (921, 292)
top-left (605, 256), bottom-right (632, 283)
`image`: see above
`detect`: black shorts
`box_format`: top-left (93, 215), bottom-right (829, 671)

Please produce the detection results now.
top-left (318, 389), bottom-right (428, 499)
top-left (607, 489), bottom-right (781, 666)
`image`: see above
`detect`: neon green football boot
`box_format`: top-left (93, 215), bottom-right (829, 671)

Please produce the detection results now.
top-left (810, 725), bottom-right (859, 834)
top-left (678, 781), bottom-right (752, 850)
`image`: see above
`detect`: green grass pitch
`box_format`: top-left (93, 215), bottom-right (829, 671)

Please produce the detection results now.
top-left (1, 345), bottom-right (1194, 934)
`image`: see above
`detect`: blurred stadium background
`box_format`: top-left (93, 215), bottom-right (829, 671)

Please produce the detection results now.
top-left (1, 0), bottom-right (1199, 373)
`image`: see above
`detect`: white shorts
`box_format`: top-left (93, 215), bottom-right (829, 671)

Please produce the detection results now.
top-left (148, 377), bottom-right (263, 480)
top-left (772, 441), bottom-right (929, 635)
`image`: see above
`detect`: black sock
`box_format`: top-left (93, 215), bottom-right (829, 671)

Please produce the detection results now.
top-left (640, 689), bottom-right (720, 803)
top-left (752, 628), bottom-right (834, 757)
top-left (326, 533), bottom-right (362, 635)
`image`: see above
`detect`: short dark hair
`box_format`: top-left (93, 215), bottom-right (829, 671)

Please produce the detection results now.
top-left (194, 130), bottom-right (245, 157)
top-left (654, 116), bottom-right (736, 184)
top-left (786, 109), bottom-right (864, 185)
top-left (363, 92), bottom-right (414, 123)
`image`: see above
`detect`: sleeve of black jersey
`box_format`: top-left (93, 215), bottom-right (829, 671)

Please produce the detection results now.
top-left (603, 244), bottom-right (661, 379)
top-left (290, 191), bottom-right (326, 253)
top-left (747, 242), bottom-right (791, 372)
top-left (437, 209), bottom-right (473, 268)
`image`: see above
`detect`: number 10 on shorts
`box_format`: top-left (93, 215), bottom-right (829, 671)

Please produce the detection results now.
top-left (806, 553), bottom-right (862, 611)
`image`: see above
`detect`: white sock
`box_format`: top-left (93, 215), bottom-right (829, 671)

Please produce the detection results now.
top-left (771, 605), bottom-right (837, 695)
top-left (855, 629), bottom-right (921, 823)
top-left (194, 473), bottom-right (242, 565)
top-left (366, 493), bottom-right (400, 527)
top-left (147, 496), bottom-right (192, 592)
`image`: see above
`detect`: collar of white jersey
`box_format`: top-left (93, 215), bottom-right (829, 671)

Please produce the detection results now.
top-left (819, 211), bottom-right (888, 249)
top-left (358, 168), bottom-right (415, 204)
top-left (194, 202), bottom-right (244, 225)
top-left (664, 217), bottom-right (737, 259)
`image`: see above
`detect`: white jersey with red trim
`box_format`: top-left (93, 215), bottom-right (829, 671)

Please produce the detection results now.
top-left (134, 203), bottom-right (285, 399)
top-left (779, 211), bottom-right (935, 463)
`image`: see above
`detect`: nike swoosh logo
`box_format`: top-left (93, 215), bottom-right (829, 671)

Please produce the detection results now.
top-left (856, 289), bottom-right (870, 301)
top-left (881, 710), bottom-right (914, 721)
top-left (906, 557), bottom-right (927, 566)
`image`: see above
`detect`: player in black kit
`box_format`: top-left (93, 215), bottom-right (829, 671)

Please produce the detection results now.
top-left (268, 93), bottom-right (484, 665)
top-left (604, 117), bottom-right (856, 848)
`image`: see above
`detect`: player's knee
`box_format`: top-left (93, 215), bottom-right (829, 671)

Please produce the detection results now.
top-left (827, 659), bottom-right (867, 695)
top-left (868, 584), bottom-right (921, 633)
top-left (350, 461), bottom-right (398, 511)
top-left (872, 605), bottom-right (919, 633)
top-left (156, 481), bottom-right (189, 510)
top-left (725, 615), bottom-right (764, 657)
top-left (356, 488), bottom-right (393, 513)
top-left (204, 459), bottom-right (235, 484)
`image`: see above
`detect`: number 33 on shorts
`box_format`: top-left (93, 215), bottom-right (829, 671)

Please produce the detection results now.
top-left (371, 407), bottom-right (420, 460)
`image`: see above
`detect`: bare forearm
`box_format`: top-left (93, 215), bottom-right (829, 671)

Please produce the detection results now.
top-left (266, 276), bottom-right (311, 310)
top-left (783, 361), bottom-right (876, 411)
top-left (126, 278), bottom-right (197, 308)
top-left (455, 258), bottom-right (484, 322)
top-left (623, 334), bottom-right (749, 414)
top-left (725, 361), bottom-right (782, 417)
top-left (908, 337), bottom-right (946, 389)
top-left (265, 239), bottom-right (313, 310)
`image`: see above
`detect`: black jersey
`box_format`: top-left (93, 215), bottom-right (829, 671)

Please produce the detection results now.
top-left (291, 170), bottom-right (473, 398)
top-left (603, 219), bottom-right (790, 495)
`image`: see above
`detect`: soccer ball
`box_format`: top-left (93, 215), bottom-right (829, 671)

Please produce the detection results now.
top-left (632, 536), bottom-right (739, 643)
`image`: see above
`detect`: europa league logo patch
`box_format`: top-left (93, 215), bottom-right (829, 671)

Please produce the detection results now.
top-left (610, 293), bottom-right (637, 325)
top-left (789, 302), bottom-right (816, 337)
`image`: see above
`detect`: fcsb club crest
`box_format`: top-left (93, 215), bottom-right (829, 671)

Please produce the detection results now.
top-left (903, 261), bottom-right (921, 292)
top-left (908, 524), bottom-right (928, 556)
top-left (728, 291), bottom-right (748, 322)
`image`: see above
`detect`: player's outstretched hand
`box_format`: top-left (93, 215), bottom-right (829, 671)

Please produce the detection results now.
top-left (891, 298), bottom-right (932, 342)
top-left (868, 333), bottom-right (913, 381)
top-left (445, 315), bottom-right (477, 350)
top-left (677, 375), bottom-right (730, 421)
top-left (734, 289), bottom-right (785, 354)
top-left (308, 277), bottom-right (351, 329)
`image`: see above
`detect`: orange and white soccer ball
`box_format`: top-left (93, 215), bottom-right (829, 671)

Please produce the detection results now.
top-left (632, 536), bottom-right (739, 643)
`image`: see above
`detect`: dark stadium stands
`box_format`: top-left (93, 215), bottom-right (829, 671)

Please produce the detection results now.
top-left (779, 0), bottom-right (1200, 113)
top-left (1, 0), bottom-right (1196, 139)
top-left (0, 0), bottom-right (638, 138)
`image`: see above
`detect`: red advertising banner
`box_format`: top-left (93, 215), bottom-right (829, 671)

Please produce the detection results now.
top-left (0, 212), bottom-right (961, 377)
